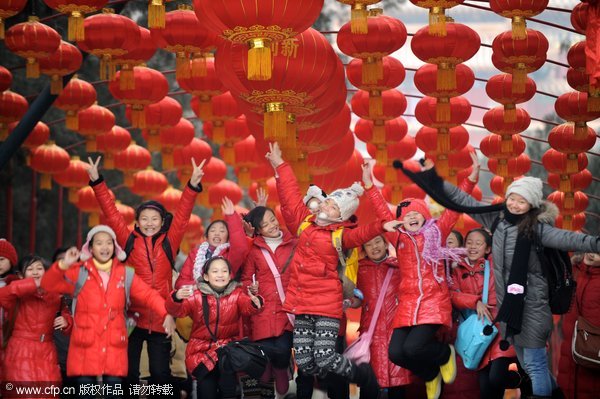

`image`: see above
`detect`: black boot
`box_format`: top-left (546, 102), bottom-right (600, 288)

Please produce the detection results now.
top-left (350, 363), bottom-right (380, 399)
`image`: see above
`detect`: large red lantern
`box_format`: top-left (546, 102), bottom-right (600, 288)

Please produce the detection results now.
top-left (192, 157), bottom-right (226, 207)
top-left (489, 0), bottom-right (549, 40)
top-left (335, 1), bottom-right (381, 34)
top-left (548, 123), bottom-right (596, 173)
top-left (30, 141), bottom-right (70, 190)
top-left (206, 115), bottom-right (250, 164)
top-left (554, 91), bottom-right (600, 139)
top-left (485, 74), bottom-right (536, 122)
top-left (43, 0), bottom-right (107, 41)
top-left (77, 185), bottom-right (115, 227)
top-left (542, 149), bottom-right (588, 175)
top-left (10, 121), bottom-right (50, 151)
top-left (571, 2), bottom-right (589, 34)
top-left (409, 0), bottom-right (465, 36)
top-left (547, 169), bottom-right (592, 194)
top-left (155, 186), bottom-right (182, 213)
top-left (173, 137), bottom-right (213, 184)
top-left (114, 143), bottom-right (152, 186)
top-left (367, 135), bottom-right (417, 167)
top-left (416, 125), bottom-right (469, 176)
top-left (159, 118), bottom-right (195, 170)
top-left (297, 104), bottom-right (351, 153)
top-left (194, 0), bottom-right (324, 81)
top-left (0, 90), bottom-right (28, 140)
top-left (100, 201), bottom-right (135, 227)
top-left (208, 180), bottom-right (243, 218)
top-left (555, 213), bottom-right (586, 232)
top-left (112, 27), bottom-right (157, 90)
top-left (131, 168), bottom-right (169, 199)
top-left (38, 41), bottom-right (83, 95)
top-left (76, 103), bottom-right (115, 152)
top-left (488, 153), bottom-right (531, 178)
top-left (414, 96), bottom-right (471, 129)
top-left (0, 0), bottom-right (27, 39)
top-left (192, 92), bottom-right (242, 143)
top-left (308, 130), bottom-right (356, 177)
top-left (547, 191), bottom-right (589, 216)
top-left (351, 89), bottom-right (407, 122)
top-left (480, 134), bottom-right (526, 161)
top-left (96, 125), bottom-right (131, 169)
top-left (354, 116), bottom-right (408, 147)
top-left (135, 96), bottom-right (182, 151)
top-left (232, 135), bottom-right (261, 187)
top-left (483, 105), bottom-right (531, 139)
top-left (312, 150), bottom-right (365, 193)
top-left (54, 76), bottom-right (96, 130)
top-left (177, 57), bottom-right (225, 120)
top-left (0, 66), bottom-right (11, 92)
top-left (53, 156), bottom-right (90, 202)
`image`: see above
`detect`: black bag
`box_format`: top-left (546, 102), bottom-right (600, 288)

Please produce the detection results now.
top-left (534, 224), bottom-right (576, 315)
top-left (217, 339), bottom-right (269, 379)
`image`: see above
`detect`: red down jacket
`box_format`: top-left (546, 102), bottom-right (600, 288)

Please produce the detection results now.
top-left (2, 278), bottom-right (71, 383)
top-left (365, 179), bottom-right (474, 328)
top-left (41, 258), bottom-right (167, 377)
top-left (0, 274), bottom-right (20, 379)
top-left (241, 230), bottom-right (297, 341)
top-left (91, 177), bottom-right (199, 333)
top-left (356, 256), bottom-right (412, 388)
top-left (557, 261), bottom-right (600, 399)
top-left (450, 257), bottom-right (516, 369)
top-left (166, 281), bottom-right (262, 373)
top-left (275, 162), bottom-right (386, 319)
top-left (176, 212), bottom-right (249, 289)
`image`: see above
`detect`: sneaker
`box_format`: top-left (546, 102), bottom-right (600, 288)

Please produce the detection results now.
top-left (440, 344), bottom-right (457, 384)
top-left (273, 367), bottom-right (290, 395)
top-left (425, 372), bottom-right (442, 399)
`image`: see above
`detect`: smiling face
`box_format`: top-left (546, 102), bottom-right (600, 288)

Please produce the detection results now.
top-left (91, 232), bottom-right (115, 263)
top-left (363, 235), bottom-right (387, 262)
top-left (583, 253), bottom-right (600, 267)
top-left (464, 230), bottom-right (491, 262)
top-left (203, 258), bottom-right (231, 291)
top-left (137, 208), bottom-right (163, 237)
top-left (24, 260), bottom-right (45, 281)
top-left (446, 232), bottom-right (461, 248)
top-left (207, 221), bottom-right (229, 246)
top-left (402, 211), bottom-right (426, 232)
top-left (318, 198), bottom-right (341, 220)
top-left (258, 210), bottom-right (280, 238)
top-left (0, 257), bottom-right (11, 276)
top-left (506, 193), bottom-right (532, 215)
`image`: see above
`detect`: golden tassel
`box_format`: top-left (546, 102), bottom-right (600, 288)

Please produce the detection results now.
top-left (131, 106), bottom-right (146, 129)
top-left (362, 57), bottom-right (380, 84)
top-left (50, 75), bottom-right (63, 95)
top-left (147, 131), bottom-right (160, 152)
top-left (119, 65), bottom-right (135, 90)
top-left (192, 55), bottom-right (207, 77)
top-left (369, 90), bottom-right (383, 117)
top-left (559, 175), bottom-right (572, 193)
top-left (148, 0), bottom-right (165, 29)
top-left (391, 188), bottom-right (402, 205)
top-left (436, 128), bottom-right (450, 153)
top-left (574, 121), bottom-right (588, 140)
top-left (104, 155), bottom-right (114, 169)
top-left (376, 57), bottom-right (384, 80)
top-left (562, 216), bottom-right (573, 231)
top-left (436, 63), bottom-right (456, 91)
top-left (429, 7), bottom-right (447, 37)
top-left (372, 122), bottom-right (386, 144)
top-left (176, 53), bottom-right (190, 80)
top-left (295, 156), bottom-right (309, 185)
top-left (40, 174), bottom-right (52, 190)
top-left (99, 57), bottom-right (108, 81)
top-left (286, 113), bottom-right (297, 149)
top-left (436, 155), bottom-right (449, 178)
top-left (197, 191), bottom-right (210, 207)
top-left (564, 192), bottom-right (574, 211)
top-left (385, 166), bottom-right (397, 185)
top-left (350, 3), bottom-right (368, 34)
top-left (376, 145), bottom-right (388, 166)
top-left (503, 104), bottom-right (517, 123)
top-left (501, 135), bottom-right (513, 153)
top-left (512, 65), bottom-right (527, 93)
top-left (180, 240), bottom-right (190, 255)
top-left (85, 137), bottom-right (97, 152)
top-left (264, 102), bottom-right (287, 141)
top-left (68, 188), bottom-right (78, 203)
top-left (68, 11), bottom-right (85, 41)
top-left (587, 94), bottom-right (600, 112)
top-left (26, 58), bottom-right (40, 79)
top-left (124, 173), bottom-right (134, 187)
top-left (435, 98), bottom-right (451, 122)
top-left (503, 177), bottom-right (513, 194)
top-left (212, 207), bottom-right (223, 220)
top-left (213, 122), bottom-right (225, 143)
top-left (247, 38), bottom-right (272, 81)
top-left (496, 159), bottom-right (508, 177)
top-left (66, 112), bottom-right (79, 130)
top-left (238, 168), bottom-right (251, 188)
top-left (223, 144), bottom-right (235, 165)
top-left (161, 151), bottom-right (174, 170)
top-left (511, 16), bottom-right (527, 40)
top-left (196, 98), bottom-right (213, 120)
top-left (0, 19), bottom-right (4, 40)
top-left (88, 212), bottom-right (99, 228)
top-left (566, 153), bottom-right (579, 174)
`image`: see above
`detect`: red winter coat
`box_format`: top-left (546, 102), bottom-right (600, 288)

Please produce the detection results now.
top-left (557, 262), bottom-right (600, 399)
top-left (356, 256), bottom-right (412, 388)
top-left (92, 178), bottom-right (198, 333)
top-left (2, 278), bottom-right (71, 383)
top-left (241, 231), bottom-right (297, 341)
top-left (365, 180), bottom-right (474, 328)
top-left (166, 282), bottom-right (262, 373)
top-left (0, 274), bottom-right (19, 379)
top-left (275, 162), bottom-right (386, 319)
top-left (176, 212), bottom-right (249, 289)
top-left (450, 257), bottom-right (516, 369)
top-left (41, 259), bottom-right (167, 377)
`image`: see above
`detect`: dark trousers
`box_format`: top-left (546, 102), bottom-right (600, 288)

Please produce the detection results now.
top-left (193, 364), bottom-right (238, 399)
top-left (256, 331), bottom-right (293, 369)
top-left (479, 357), bottom-right (519, 399)
top-left (127, 327), bottom-right (171, 397)
top-left (75, 376), bottom-right (123, 399)
top-left (388, 325), bottom-right (450, 382)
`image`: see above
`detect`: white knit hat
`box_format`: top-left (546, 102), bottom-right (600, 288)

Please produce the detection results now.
top-left (328, 182), bottom-right (364, 221)
top-left (506, 176), bottom-right (544, 208)
top-left (80, 225), bottom-right (127, 262)
top-left (303, 184), bottom-right (327, 206)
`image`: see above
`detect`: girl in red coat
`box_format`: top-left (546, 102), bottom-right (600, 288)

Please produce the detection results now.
top-left (167, 256), bottom-right (263, 399)
top-left (41, 225), bottom-right (171, 399)
top-left (265, 142), bottom-right (400, 398)
top-left (356, 235), bottom-right (413, 399)
top-left (241, 205), bottom-right (297, 396)
top-left (0, 238), bottom-right (18, 378)
top-left (557, 252), bottom-right (600, 399)
top-left (176, 197), bottom-right (249, 288)
top-left (362, 156), bottom-right (478, 399)
top-left (1, 255), bottom-right (71, 392)
top-left (86, 156), bottom-right (204, 390)
top-left (450, 228), bottom-right (519, 398)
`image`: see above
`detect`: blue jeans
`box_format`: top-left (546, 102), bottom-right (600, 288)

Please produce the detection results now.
top-left (514, 345), bottom-right (556, 396)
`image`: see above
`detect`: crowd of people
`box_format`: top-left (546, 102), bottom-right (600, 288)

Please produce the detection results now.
top-left (1, 142), bottom-right (599, 399)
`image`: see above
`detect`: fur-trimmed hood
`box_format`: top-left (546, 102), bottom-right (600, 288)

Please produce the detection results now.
top-left (537, 200), bottom-right (559, 224)
top-left (198, 280), bottom-right (240, 297)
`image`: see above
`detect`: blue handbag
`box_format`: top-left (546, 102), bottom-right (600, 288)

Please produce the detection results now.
top-left (455, 260), bottom-right (498, 370)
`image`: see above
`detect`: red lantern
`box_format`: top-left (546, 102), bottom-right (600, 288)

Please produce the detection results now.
top-left (554, 91), bottom-right (600, 139)
top-left (367, 135), bottom-right (417, 167)
top-left (297, 104), bottom-right (351, 152)
top-left (155, 186), bottom-right (182, 213)
top-left (548, 123), bottom-right (596, 173)
top-left (43, 0), bottom-right (107, 41)
top-left (571, 3), bottom-right (588, 34)
top-left (414, 96), bottom-right (471, 129)
top-left (112, 27), bottom-right (157, 90)
top-left (409, 0), bottom-right (465, 36)
top-left (483, 106), bottom-right (531, 137)
top-left (208, 180), bottom-right (243, 218)
top-left (38, 40), bottom-right (82, 94)
top-left (308, 130), bottom-right (356, 177)
top-left (489, 0), bottom-right (549, 40)
top-left (159, 118), bottom-right (195, 170)
top-left (96, 125), bottom-right (131, 169)
top-left (547, 191), bottom-right (589, 215)
top-left (555, 213), bottom-right (586, 232)
top-left (411, 22), bottom-right (480, 90)
top-left (480, 134), bottom-right (526, 160)
top-left (100, 201), bottom-right (135, 227)
top-left (173, 137), bottom-right (213, 184)
top-left (547, 169), bottom-right (592, 194)
top-left (77, 185), bottom-right (115, 227)
top-left (447, 145), bottom-right (476, 184)
top-left (76, 103), bottom-right (115, 152)
top-left (336, 0), bottom-right (381, 34)
top-left (131, 168), bottom-right (168, 199)
top-left (194, 0), bottom-right (324, 81)
top-left (5, 16), bottom-right (61, 78)
top-left (542, 149), bottom-right (588, 175)
top-left (249, 177), bottom-right (279, 208)
top-left (351, 89), bottom-right (407, 122)
top-left (231, 135), bottom-right (261, 187)
top-left (0, 0), bottom-right (27, 39)
top-left (313, 150), bottom-right (365, 193)
top-left (53, 156), bottom-right (90, 202)
top-left (30, 141), bottom-right (70, 190)
top-left (114, 143), bottom-right (152, 186)
top-left (374, 159), bottom-right (421, 187)
top-left (10, 121), bottom-right (49, 150)
top-left (135, 96), bottom-right (182, 151)
top-left (54, 76), bottom-right (96, 130)
top-left (192, 92), bottom-right (241, 143)
top-left (177, 57), bottom-right (225, 120)
top-left (416, 125), bottom-right (469, 176)
top-left (485, 74), bottom-right (536, 122)
top-left (0, 90), bottom-right (28, 140)
top-left (0, 66), bottom-right (11, 92)
top-left (354, 116), bottom-right (407, 147)
top-left (488, 153), bottom-right (531, 178)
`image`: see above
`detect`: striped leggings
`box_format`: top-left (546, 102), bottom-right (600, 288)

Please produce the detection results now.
top-left (293, 314), bottom-right (353, 379)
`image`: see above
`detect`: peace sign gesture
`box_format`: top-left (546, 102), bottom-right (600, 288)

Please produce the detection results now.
top-left (190, 158), bottom-right (206, 189)
top-left (265, 142), bottom-right (284, 170)
top-left (86, 156), bottom-right (102, 182)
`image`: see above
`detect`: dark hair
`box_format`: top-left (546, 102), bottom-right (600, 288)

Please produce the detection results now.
top-left (202, 256), bottom-right (232, 278)
top-left (518, 207), bottom-right (543, 239)
top-left (18, 255), bottom-right (50, 276)
top-left (465, 229), bottom-right (493, 258)
top-left (243, 206), bottom-right (276, 234)
top-left (135, 201), bottom-right (173, 234)
top-left (205, 220), bottom-right (229, 238)
top-left (52, 247), bottom-right (71, 263)
top-left (448, 230), bottom-right (464, 247)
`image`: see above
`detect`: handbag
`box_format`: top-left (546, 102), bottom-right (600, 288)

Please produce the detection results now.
top-left (455, 260), bottom-right (498, 370)
top-left (201, 294), bottom-right (269, 378)
top-left (571, 280), bottom-right (600, 370)
top-left (343, 267), bottom-right (394, 365)
top-left (260, 248), bottom-right (295, 326)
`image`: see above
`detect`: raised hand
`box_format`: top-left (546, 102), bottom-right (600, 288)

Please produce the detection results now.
top-left (221, 197), bottom-right (235, 216)
top-left (190, 158), bottom-right (206, 189)
top-left (265, 142), bottom-right (284, 169)
top-left (361, 161), bottom-right (373, 188)
top-left (256, 187), bottom-right (268, 207)
top-left (86, 156), bottom-right (101, 182)
top-left (176, 285), bottom-right (194, 300)
top-left (242, 220), bottom-right (256, 238)
top-left (59, 247), bottom-right (80, 270)
top-left (468, 151), bottom-right (480, 183)
top-left (422, 158), bottom-right (435, 171)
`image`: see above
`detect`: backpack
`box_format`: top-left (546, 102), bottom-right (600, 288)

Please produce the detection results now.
top-left (124, 231), bottom-right (177, 271)
top-left (297, 216), bottom-right (359, 299)
top-left (491, 216), bottom-right (576, 315)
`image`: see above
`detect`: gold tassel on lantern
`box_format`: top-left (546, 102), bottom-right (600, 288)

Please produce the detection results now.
top-left (429, 6), bottom-right (447, 37)
top-left (50, 75), bottom-right (63, 95)
top-left (350, 3), bottom-right (368, 34)
top-left (191, 54), bottom-right (207, 77)
top-left (362, 57), bottom-right (380, 84)
top-left (294, 153), bottom-right (309, 184)
top-left (566, 153), bottom-right (579, 174)
top-left (264, 102), bottom-right (287, 141)
top-left (511, 64), bottom-right (527, 93)
top-left (0, 18), bottom-right (5, 40)
top-left (147, 131), bottom-right (160, 152)
top-left (511, 16), bottom-right (527, 40)
top-left (385, 166), bottom-right (396, 185)
top-left (104, 155), bottom-right (115, 169)
top-left (85, 137), bottom-right (97, 152)
top-left (68, 11), bottom-right (85, 41)
top-left (197, 191), bottom-right (210, 207)
top-left (285, 113), bottom-right (297, 149)
top-left (148, 0), bottom-right (165, 29)
top-left (372, 121), bottom-right (386, 144)
top-left (40, 174), bottom-right (52, 190)
top-left (88, 212), bottom-right (99, 228)
top-left (369, 90), bottom-right (383, 116)
top-left (435, 98), bottom-right (451, 122)
top-left (161, 150), bottom-right (174, 170)
top-left (501, 135), bottom-right (514, 153)
top-left (496, 159), bottom-right (508, 177)
top-left (212, 121), bottom-right (225, 143)
top-left (436, 62), bottom-right (456, 91)
top-left (376, 145), bottom-right (388, 166)
top-left (176, 53), bottom-right (190, 80)
top-left (391, 187), bottom-right (402, 204)
top-left (119, 64), bottom-right (135, 90)
top-left (503, 103), bottom-right (517, 123)
top-left (212, 207), bottom-right (223, 219)
top-left (248, 38), bottom-right (272, 81)
top-left (588, 86), bottom-right (600, 112)
top-left (562, 215), bottom-right (573, 231)
top-left (26, 58), bottom-right (40, 79)
top-left (436, 128), bottom-right (450, 153)
top-left (238, 167), bottom-right (251, 188)
top-left (66, 111), bottom-right (79, 130)
top-left (574, 121), bottom-right (588, 140)
top-left (131, 105), bottom-right (146, 129)
top-left (436, 155), bottom-right (449, 178)
top-left (68, 188), bottom-right (78, 203)
top-left (559, 175), bottom-right (572, 193)
top-left (196, 96), bottom-right (212, 120)
top-left (223, 143), bottom-right (235, 165)
top-left (565, 192), bottom-right (575, 210)
top-left (124, 172), bottom-right (134, 187)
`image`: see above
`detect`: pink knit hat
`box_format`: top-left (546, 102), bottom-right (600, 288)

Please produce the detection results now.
top-left (396, 198), bottom-right (432, 220)
top-left (80, 225), bottom-right (127, 262)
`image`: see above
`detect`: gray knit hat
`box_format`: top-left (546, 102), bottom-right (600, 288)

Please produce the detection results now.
top-left (506, 176), bottom-right (543, 208)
